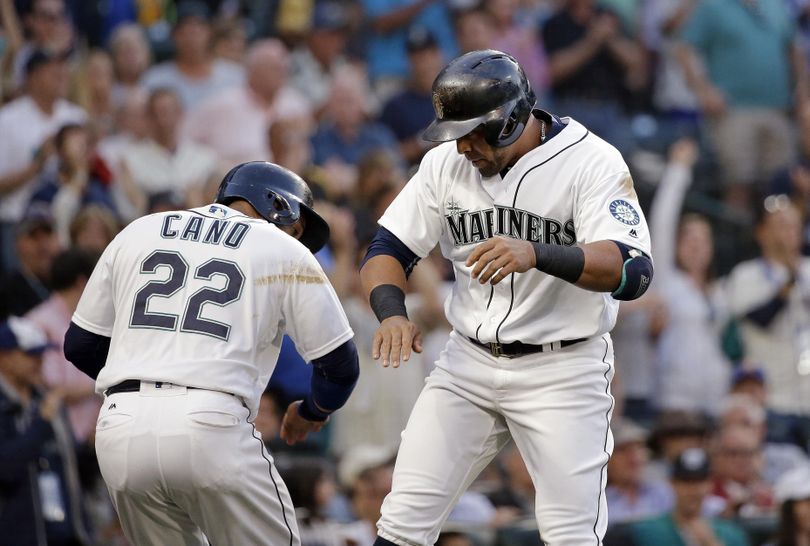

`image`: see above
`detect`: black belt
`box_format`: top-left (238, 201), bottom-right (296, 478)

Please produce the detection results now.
top-left (105, 380), bottom-right (198, 396)
top-left (466, 336), bottom-right (588, 358)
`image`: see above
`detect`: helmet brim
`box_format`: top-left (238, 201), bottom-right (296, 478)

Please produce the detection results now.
top-left (422, 116), bottom-right (487, 143)
top-left (299, 206), bottom-right (330, 254)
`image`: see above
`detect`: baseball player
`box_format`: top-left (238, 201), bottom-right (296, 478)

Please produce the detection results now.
top-left (359, 50), bottom-right (653, 546)
top-left (63, 162), bottom-right (359, 546)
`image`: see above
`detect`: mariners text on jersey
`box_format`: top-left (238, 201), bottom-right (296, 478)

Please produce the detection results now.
top-left (445, 203), bottom-right (576, 247)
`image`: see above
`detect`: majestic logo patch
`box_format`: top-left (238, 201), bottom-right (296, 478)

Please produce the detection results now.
top-left (629, 229), bottom-right (638, 238)
top-left (432, 93), bottom-right (444, 119)
top-left (609, 200), bottom-right (640, 226)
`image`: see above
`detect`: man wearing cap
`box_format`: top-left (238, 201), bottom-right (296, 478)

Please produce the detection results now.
top-left (0, 207), bottom-right (61, 320)
top-left (289, 0), bottom-right (352, 113)
top-left (140, 1), bottom-right (244, 111)
top-left (606, 419), bottom-right (673, 526)
top-left (0, 47), bottom-right (84, 273)
top-left (0, 316), bottom-right (90, 546)
top-left (184, 39), bottom-right (312, 164)
top-left (630, 448), bottom-right (749, 546)
top-left (380, 26), bottom-right (444, 165)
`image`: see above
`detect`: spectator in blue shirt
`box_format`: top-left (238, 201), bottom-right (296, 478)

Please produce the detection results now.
top-left (379, 26), bottom-right (444, 166)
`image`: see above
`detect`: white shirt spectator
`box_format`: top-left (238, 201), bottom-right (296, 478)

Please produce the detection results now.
top-left (140, 59), bottom-right (244, 111)
top-left (289, 48), bottom-right (348, 111)
top-left (727, 258), bottom-right (810, 415)
top-left (183, 85), bottom-right (310, 165)
top-left (0, 95), bottom-right (85, 222)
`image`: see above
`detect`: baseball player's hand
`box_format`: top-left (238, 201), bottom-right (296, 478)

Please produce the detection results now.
top-left (373, 315), bottom-right (423, 368)
top-left (467, 236), bottom-right (536, 285)
top-left (280, 401), bottom-right (327, 446)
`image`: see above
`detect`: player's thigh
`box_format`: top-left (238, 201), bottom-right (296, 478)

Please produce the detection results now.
top-left (110, 489), bottom-right (207, 546)
top-left (379, 365), bottom-right (510, 545)
top-left (175, 390), bottom-right (300, 546)
top-left (502, 336), bottom-right (615, 546)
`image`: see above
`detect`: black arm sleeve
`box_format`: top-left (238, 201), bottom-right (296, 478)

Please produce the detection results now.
top-left (745, 295), bottom-right (789, 327)
top-left (298, 339), bottom-right (360, 421)
top-left (360, 226), bottom-right (420, 278)
top-left (63, 321), bottom-right (111, 380)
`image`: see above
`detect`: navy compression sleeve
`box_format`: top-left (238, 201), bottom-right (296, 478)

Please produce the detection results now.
top-left (298, 339), bottom-right (360, 421)
top-left (64, 321), bottom-right (110, 380)
top-left (361, 226), bottom-right (420, 278)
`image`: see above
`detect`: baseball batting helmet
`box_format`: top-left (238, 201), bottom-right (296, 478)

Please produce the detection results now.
top-left (422, 50), bottom-right (536, 148)
top-left (215, 161), bottom-right (330, 253)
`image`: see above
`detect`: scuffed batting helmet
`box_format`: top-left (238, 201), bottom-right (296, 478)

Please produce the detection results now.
top-left (422, 50), bottom-right (536, 148)
top-left (215, 161), bottom-right (330, 253)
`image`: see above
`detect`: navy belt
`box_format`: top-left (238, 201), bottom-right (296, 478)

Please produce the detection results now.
top-left (105, 380), bottom-right (198, 396)
top-left (466, 336), bottom-right (588, 358)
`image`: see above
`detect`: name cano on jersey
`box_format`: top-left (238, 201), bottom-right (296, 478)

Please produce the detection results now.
top-left (160, 213), bottom-right (250, 248)
top-left (444, 203), bottom-right (576, 247)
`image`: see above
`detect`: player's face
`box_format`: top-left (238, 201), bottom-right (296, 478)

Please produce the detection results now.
top-left (278, 216), bottom-right (306, 240)
top-left (456, 127), bottom-right (512, 178)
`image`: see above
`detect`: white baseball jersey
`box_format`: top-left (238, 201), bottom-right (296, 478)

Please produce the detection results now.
top-left (379, 117), bottom-right (651, 344)
top-left (73, 203), bottom-right (353, 416)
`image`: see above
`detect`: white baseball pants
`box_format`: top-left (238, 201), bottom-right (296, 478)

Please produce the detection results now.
top-left (377, 332), bottom-right (615, 546)
top-left (94, 381), bottom-right (300, 546)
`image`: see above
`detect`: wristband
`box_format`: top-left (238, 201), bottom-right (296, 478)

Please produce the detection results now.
top-left (369, 284), bottom-right (408, 323)
top-left (532, 243), bottom-right (585, 284)
top-left (298, 395), bottom-right (331, 422)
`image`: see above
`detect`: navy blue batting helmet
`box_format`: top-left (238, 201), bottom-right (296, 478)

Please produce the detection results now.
top-left (215, 161), bottom-right (330, 253)
top-left (422, 50), bottom-right (536, 148)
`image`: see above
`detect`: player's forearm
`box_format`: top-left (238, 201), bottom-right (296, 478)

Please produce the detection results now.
top-left (360, 254), bottom-right (408, 298)
top-left (575, 241), bottom-right (624, 291)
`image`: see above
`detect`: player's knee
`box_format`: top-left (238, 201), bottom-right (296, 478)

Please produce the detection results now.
top-left (611, 241), bottom-right (653, 301)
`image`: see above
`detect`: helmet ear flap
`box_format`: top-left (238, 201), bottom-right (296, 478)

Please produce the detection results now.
top-left (266, 191), bottom-right (298, 224)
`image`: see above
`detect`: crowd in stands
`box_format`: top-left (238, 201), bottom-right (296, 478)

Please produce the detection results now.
top-left (1, 0), bottom-right (810, 544)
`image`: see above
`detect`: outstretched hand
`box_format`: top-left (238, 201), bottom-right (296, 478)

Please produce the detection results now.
top-left (372, 315), bottom-right (423, 368)
top-left (466, 236), bottom-right (536, 285)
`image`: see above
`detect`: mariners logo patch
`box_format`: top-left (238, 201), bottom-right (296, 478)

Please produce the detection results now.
top-left (609, 200), bottom-right (640, 226)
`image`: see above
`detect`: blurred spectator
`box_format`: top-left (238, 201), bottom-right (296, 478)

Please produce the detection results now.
top-left (0, 316), bottom-right (91, 546)
top-left (362, 0), bottom-right (457, 97)
top-left (11, 0), bottom-right (75, 92)
top-left (453, 8), bottom-right (496, 54)
top-left (254, 387), bottom-right (285, 451)
top-left (211, 17), bottom-right (247, 63)
top-left (379, 26), bottom-right (442, 166)
top-left (606, 419), bottom-right (673, 525)
top-left (676, 0), bottom-right (805, 210)
top-left (26, 247), bottom-right (99, 443)
top-left (270, 115), bottom-right (316, 175)
top-left (630, 448), bottom-right (749, 546)
top-left (710, 425), bottom-right (776, 518)
top-left (649, 139), bottom-right (731, 416)
top-left (726, 197), bottom-right (810, 450)
top-left (0, 209), bottom-right (60, 320)
top-left (184, 38), bottom-right (311, 165)
top-left (29, 123), bottom-right (116, 246)
top-left (611, 292), bottom-right (667, 424)
top-left (0, 0), bottom-right (24, 100)
top-left (485, 0), bottom-right (549, 99)
top-left (541, 0), bottom-right (645, 154)
top-left (718, 392), bottom-right (810, 487)
top-left (311, 66), bottom-right (401, 197)
top-left (0, 48), bottom-right (84, 272)
top-left (768, 464), bottom-right (810, 546)
top-left (118, 88), bottom-right (218, 219)
top-left (289, 0), bottom-right (351, 115)
top-left (338, 446), bottom-right (395, 546)
top-left (647, 411), bottom-right (712, 483)
top-left (281, 457), bottom-right (351, 545)
top-left (140, 1), bottom-right (244, 111)
top-left (729, 368), bottom-right (767, 408)
top-left (641, 0), bottom-right (701, 142)
top-left (71, 49), bottom-right (115, 137)
top-left (350, 150), bottom-right (404, 243)
top-left (108, 23), bottom-right (151, 106)
top-left (435, 531), bottom-right (475, 546)
top-left (68, 204), bottom-right (119, 254)
top-left (771, 100), bottom-right (810, 253)
top-left (97, 88), bottom-right (149, 190)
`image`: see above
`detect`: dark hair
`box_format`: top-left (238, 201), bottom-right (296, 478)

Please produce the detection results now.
top-left (50, 247), bottom-right (99, 291)
top-left (54, 123), bottom-right (86, 150)
top-left (278, 457), bottom-right (332, 522)
top-left (774, 500), bottom-right (799, 546)
top-left (147, 87), bottom-right (181, 116)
